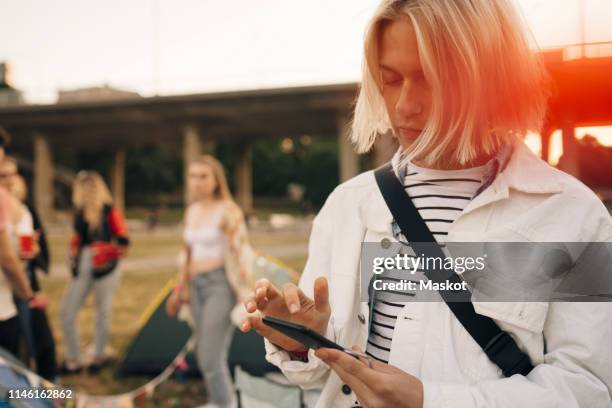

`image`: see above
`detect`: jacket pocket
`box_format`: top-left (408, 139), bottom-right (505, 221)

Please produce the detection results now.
top-left (473, 302), bottom-right (549, 333)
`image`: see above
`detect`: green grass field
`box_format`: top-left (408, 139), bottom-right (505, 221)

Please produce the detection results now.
top-left (36, 227), bottom-right (309, 406)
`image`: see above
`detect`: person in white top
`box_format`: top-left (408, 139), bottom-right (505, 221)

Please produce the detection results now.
top-left (2, 162), bottom-right (57, 381)
top-left (239, 1), bottom-right (612, 407)
top-left (0, 129), bottom-right (35, 356)
top-left (0, 161), bottom-right (36, 317)
top-left (166, 155), bottom-right (252, 408)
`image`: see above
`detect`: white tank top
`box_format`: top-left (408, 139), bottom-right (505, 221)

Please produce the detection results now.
top-left (183, 204), bottom-right (226, 263)
top-left (0, 205), bottom-right (33, 321)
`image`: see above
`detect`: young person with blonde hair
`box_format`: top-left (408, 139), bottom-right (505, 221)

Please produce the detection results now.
top-left (60, 170), bottom-right (129, 374)
top-left (241, 1), bottom-right (612, 407)
top-left (166, 155), bottom-right (252, 408)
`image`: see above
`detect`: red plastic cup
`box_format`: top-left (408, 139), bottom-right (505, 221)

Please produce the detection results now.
top-left (19, 235), bottom-right (34, 256)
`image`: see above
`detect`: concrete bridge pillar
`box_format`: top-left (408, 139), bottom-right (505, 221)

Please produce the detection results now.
top-left (540, 127), bottom-right (553, 163)
top-left (110, 148), bottom-right (126, 211)
top-left (33, 134), bottom-right (54, 222)
top-left (235, 141), bottom-right (253, 215)
top-left (337, 111), bottom-right (359, 182)
top-left (559, 120), bottom-right (580, 177)
top-left (183, 124), bottom-right (202, 203)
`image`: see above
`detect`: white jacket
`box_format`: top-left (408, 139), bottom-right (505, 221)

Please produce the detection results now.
top-left (264, 142), bottom-right (612, 408)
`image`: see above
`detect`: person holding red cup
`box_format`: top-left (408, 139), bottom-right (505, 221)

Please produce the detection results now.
top-left (4, 170), bottom-right (57, 381)
top-left (0, 135), bottom-right (35, 362)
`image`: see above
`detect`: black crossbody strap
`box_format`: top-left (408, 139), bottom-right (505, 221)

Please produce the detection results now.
top-left (373, 162), bottom-right (533, 377)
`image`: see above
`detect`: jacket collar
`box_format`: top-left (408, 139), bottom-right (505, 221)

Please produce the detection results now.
top-left (501, 141), bottom-right (565, 194)
top-left (358, 141), bottom-right (565, 232)
top-left (462, 141), bottom-right (565, 216)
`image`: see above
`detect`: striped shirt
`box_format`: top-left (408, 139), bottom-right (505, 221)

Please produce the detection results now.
top-left (365, 160), bottom-right (487, 364)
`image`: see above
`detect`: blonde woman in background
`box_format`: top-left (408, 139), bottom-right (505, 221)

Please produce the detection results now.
top-left (60, 171), bottom-right (129, 374)
top-left (166, 155), bottom-right (252, 408)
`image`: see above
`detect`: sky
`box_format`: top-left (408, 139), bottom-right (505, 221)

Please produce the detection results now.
top-left (1, 0), bottom-right (611, 104)
top-left (1, 0), bottom-right (611, 160)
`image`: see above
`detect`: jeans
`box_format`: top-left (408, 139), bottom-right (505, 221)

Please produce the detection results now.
top-left (60, 247), bottom-right (119, 362)
top-left (0, 316), bottom-right (19, 356)
top-left (15, 298), bottom-right (57, 380)
top-left (190, 267), bottom-right (236, 406)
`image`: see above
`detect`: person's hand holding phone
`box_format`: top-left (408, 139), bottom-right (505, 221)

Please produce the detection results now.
top-left (240, 276), bottom-right (330, 353)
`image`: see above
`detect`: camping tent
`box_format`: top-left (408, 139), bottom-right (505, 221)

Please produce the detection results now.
top-left (117, 285), bottom-right (276, 377)
top-left (118, 253), bottom-right (300, 377)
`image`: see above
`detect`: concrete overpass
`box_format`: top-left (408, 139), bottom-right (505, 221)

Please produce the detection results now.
top-left (2, 43), bottom-right (610, 221)
top-left (0, 83), bottom-right (397, 221)
top-left (541, 42), bottom-right (612, 177)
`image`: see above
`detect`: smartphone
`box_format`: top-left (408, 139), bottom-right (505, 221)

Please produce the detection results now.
top-left (262, 316), bottom-right (372, 363)
top-left (262, 316), bottom-right (343, 351)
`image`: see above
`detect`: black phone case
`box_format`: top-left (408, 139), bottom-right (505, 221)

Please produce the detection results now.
top-left (262, 316), bottom-right (343, 351)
